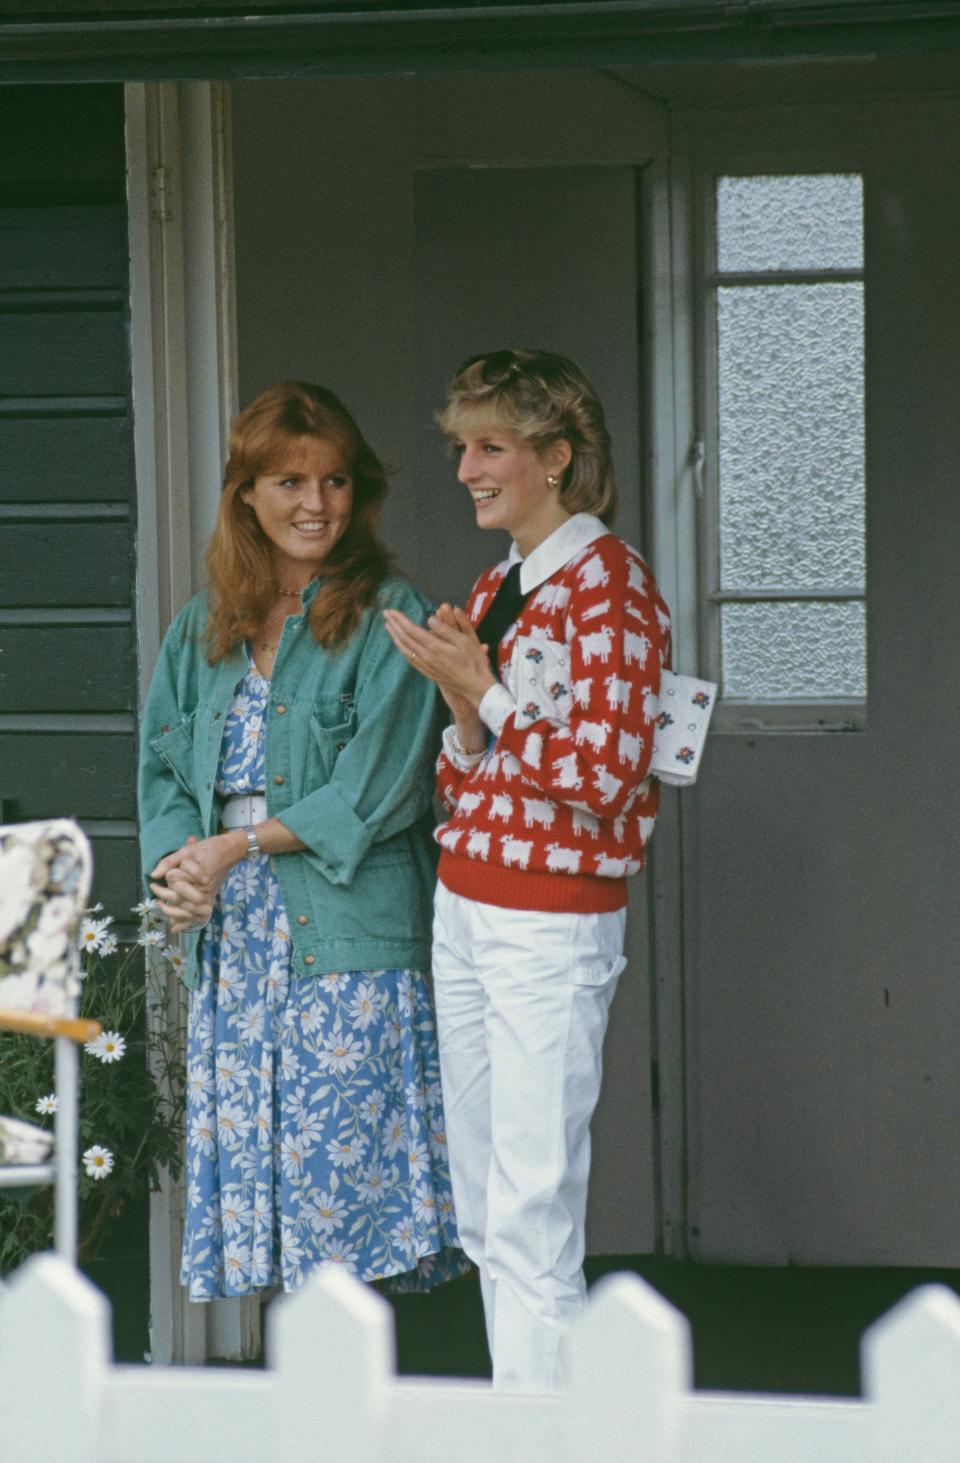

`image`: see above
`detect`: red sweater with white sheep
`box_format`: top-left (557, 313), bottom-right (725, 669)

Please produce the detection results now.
top-left (435, 531), bottom-right (671, 914)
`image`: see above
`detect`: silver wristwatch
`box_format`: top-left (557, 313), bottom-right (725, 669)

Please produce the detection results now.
top-left (243, 825), bottom-right (262, 858)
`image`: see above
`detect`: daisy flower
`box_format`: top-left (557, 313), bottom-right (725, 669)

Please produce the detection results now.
top-left (35, 1093), bottom-right (58, 1115)
top-left (83, 1145), bottom-right (114, 1180)
top-left (77, 916), bottom-right (112, 954)
top-left (132, 898), bottom-right (159, 917)
top-left (85, 1030), bottom-right (126, 1064)
top-left (137, 928), bottom-right (166, 948)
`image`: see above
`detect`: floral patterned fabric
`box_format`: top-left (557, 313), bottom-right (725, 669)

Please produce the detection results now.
top-left (181, 665), bottom-right (467, 1298)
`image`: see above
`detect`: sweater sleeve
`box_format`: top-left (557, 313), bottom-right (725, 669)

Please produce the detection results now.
top-left (277, 592), bottom-right (442, 886)
top-left (482, 543), bottom-right (669, 818)
top-left (137, 616), bottom-right (205, 875)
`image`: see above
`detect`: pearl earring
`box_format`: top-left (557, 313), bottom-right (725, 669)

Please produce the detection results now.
top-left (547, 474), bottom-right (558, 488)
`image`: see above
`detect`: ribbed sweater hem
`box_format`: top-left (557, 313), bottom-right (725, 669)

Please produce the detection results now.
top-left (437, 851), bottom-right (628, 914)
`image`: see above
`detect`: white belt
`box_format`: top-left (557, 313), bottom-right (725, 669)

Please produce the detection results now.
top-left (220, 793), bottom-right (267, 829)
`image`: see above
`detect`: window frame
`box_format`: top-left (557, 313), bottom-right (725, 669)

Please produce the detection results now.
top-left (693, 160), bottom-right (868, 734)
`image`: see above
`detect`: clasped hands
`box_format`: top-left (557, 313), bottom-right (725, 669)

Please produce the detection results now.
top-left (150, 831), bottom-right (245, 936)
top-left (382, 602), bottom-right (496, 728)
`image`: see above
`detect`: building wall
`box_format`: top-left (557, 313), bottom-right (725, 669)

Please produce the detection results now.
top-left (0, 83), bottom-right (140, 917)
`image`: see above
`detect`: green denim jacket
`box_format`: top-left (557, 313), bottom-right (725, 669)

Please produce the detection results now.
top-left (137, 575), bottom-right (441, 988)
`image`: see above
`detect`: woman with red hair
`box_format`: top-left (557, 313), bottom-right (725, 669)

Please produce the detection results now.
top-left (139, 381), bottom-right (465, 1300)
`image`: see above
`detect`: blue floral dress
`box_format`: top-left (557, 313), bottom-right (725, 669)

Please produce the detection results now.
top-left (181, 665), bottom-right (468, 1299)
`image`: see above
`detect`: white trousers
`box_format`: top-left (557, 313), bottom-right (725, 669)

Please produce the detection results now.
top-left (432, 884), bottom-right (626, 1391)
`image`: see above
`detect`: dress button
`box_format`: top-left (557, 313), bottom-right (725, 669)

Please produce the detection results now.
top-left (273, 774), bottom-right (284, 785)
top-left (297, 915), bottom-right (308, 926)
top-left (304, 954), bottom-right (315, 966)
top-left (276, 704), bottom-right (287, 715)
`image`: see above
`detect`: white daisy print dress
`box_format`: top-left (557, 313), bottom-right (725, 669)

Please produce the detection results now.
top-left (181, 665), bottom-right (468, 1298)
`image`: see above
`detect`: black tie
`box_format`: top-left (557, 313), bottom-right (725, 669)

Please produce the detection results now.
top-left (476, 562), bottom-right (531, 667)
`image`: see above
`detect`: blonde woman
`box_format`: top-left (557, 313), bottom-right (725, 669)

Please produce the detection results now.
top-left (139, 381), bottom-right (466, 1300)
top-left (384, 349), bottom-right (671, 1389)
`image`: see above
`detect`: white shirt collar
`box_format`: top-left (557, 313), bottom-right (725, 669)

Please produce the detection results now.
top-left (509, 513), bottom-right (610, 594)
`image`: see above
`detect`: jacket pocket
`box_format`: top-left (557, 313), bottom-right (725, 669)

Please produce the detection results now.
top-left (149, 714), bottom-right (197, 798)
top-left (308, 705), bottom-right (357, 782)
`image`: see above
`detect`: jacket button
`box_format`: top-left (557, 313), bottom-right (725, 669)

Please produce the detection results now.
top-left (161, 724), bottom-right (170, 734)
top-left (276, 704), bottom-right (287, 715)
top-left (304, 954), bottom-right (315, 966)
top-left (336, 742), bottom-right (346, 752)
top-left (297, 915), bottom-right (308, 926)
top-left (273, 774), bottom-right (284, 785)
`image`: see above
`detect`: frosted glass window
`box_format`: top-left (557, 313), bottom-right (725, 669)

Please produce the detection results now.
top-left (711, 172), bottom-right (866, 709)
top-left (722, 602), bottom-right (866, 700)
top-left (717, 283), bottom-right (865, 591)
top-left (716, 174), bottom-right (863, 273)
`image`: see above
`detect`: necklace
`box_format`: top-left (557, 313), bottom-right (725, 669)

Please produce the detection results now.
top-left (274, 584), bottom-right (303, 598)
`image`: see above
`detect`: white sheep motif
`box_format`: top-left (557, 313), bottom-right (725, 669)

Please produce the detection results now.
top-left (523, 733), bottom-right (544, 769)
top-left (580, 598), bottom-right (611, 623)
top-left (624, 629), bottom-right (651, 666)
top-left (500, 752), bottom-right (522, 780)
top-left (579, 626), bottom-right (613, 665)
top-left (546, 844), bottom-right (581, 874)
top-left (593, 766), bottom-right (623, 805)
top-left (627, 559), bottom-right (649, 594)
top-left (605, 675), bottom-right (632, 711)
top-left (638, 815), bottom-right (657, 841)
top-left (501, 835), bottom-right (533, 869)
top-left (595, 854), bottom-right (630, 878)
top-left (457, 790), bottom-right (485, 816)
top-left (642, 689), bottom-right (659, 723)
top-left (439, 827), bottom-right (463, 851)
top-left (535, 583), bottom-right (572, 612)
top-left (617, 729), bottom-right (642, 768)
top-left (572, 808), bottom-right (601, 839)
top-left (554, 752), bottom-right (583, 790)
top-left (578, 554), bottom-right (610, 590)
top-left (488, 793), bottom-right (514, 822)
top-left (522, 797), bottom-right (557, 829)
top-left (574, 719), bottom-right (611, 752)
top-left (466, 829), bottom-right (491, 860)
top-left (572, 678), bottom-right (593, 708)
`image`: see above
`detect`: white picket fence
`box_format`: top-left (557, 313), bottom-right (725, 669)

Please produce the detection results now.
top-left (2, 1254), bottom-right (960, 1463)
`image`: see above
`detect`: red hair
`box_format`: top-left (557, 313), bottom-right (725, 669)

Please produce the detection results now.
top-left (203, 381), bottom-right (392, 662)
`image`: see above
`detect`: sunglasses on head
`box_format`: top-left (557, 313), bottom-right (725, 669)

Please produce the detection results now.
top-left (454, 350), bottom-right (553, 387)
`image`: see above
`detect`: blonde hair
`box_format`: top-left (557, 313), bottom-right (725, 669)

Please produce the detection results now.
top-left (203, 381), bottom-right (392, 663)
top-left (437, 348), bottom-right (617, 526)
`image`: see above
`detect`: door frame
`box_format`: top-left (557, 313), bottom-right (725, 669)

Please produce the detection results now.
top-left (126, 79), bottom-right (250, 1363)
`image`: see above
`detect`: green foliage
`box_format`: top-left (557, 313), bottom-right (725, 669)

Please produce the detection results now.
top-left (0, 906), bottom-right (186, 1273)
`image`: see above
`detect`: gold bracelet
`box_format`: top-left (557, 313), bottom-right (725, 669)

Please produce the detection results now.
top-left (450, 729), bottom-right (485, 759)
